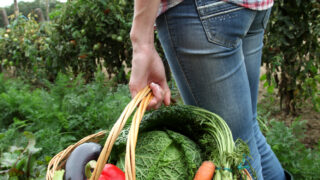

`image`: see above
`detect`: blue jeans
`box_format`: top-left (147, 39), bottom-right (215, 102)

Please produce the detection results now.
top-left (156, 0), bottom-right (285, 179)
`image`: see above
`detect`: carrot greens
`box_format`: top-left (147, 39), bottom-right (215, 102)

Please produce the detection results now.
top-left (113, 105), bottom-right (254, 180)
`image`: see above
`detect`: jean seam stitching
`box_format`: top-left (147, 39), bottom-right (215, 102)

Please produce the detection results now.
top-left (195, 0), bottom-right (240, 48)
top-left (197, 1), bottom-right (226, 10)
top-left (163, 13), bottom-right (200, 106)
top-left (199, 7), bottom-right (244, 20)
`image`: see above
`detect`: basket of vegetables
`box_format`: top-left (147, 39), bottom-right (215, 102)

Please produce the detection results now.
top-left (46, 86), bottom-right (253, 180)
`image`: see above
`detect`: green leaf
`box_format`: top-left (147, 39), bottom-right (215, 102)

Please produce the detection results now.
top-left (53, 170), bottom-right (65, 180)
top-left (85, 160), bottom-right (96, 178)
top-left (260, 74), bottom-right (267, 81)
top-left (24, 131), bottom-right (42, 154)
top-left (267, 85), bottom-right (275, 94)
top-left (0, 152), bottom-right (19, 168)
top-left (45, 156), bottom-right (52, 163)
top-left (9, 146), bottom-right (24, 153)
top-left (0, 133), bottom-right (4, 139)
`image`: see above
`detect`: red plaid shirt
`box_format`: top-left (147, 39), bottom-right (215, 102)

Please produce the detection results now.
top-left (224, 0), bottom-right (273, 10)
top-left (158, 0), bottom-right (273, 15)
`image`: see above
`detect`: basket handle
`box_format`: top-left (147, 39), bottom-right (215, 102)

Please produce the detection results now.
top-left (90, 86), bottom-right (152, 180)
top-left (125, 92), bottom-right (153, 180)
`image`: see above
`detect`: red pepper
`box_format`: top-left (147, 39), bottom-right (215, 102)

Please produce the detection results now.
top-left (98, 164), bottom-right (125, 180)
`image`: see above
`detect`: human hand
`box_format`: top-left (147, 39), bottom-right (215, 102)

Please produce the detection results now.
top-left (129, 44), bottom-right (171, 110)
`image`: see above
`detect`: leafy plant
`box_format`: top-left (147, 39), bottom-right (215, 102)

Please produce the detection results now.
top-left (266, 119), bottom-right (320, 179)
top-left (0, 0), bottom-right (169, 84)
top-left (0, 14), bottom-right (51, 81)
top-left (0, 131), bottom-right (46, 180)
top-left (113, 105), bottom-right (253, 180)
top-left (0, 0), bottom-right (63, 27)
top-left (46, 0), bottom-right (134, 83)
top-left (116, 130), bottom-right (202, 180)
top-left (263, 0), bottom-right (320, 113)
top-left (0, 71), bottom-right (131, 160)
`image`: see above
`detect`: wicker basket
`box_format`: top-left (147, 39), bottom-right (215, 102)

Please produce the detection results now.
top-left (46, 86), bottom-right (253, 180)
top-left (47, 86), bottom-right (152, 180)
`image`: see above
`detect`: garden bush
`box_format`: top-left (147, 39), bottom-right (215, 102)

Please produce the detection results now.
top-left (1, 0), bottom-right (168, 84)
top-left (0, 0), bottom-right (63, 27)
top-left (0, 71), bottom-right (133, 179)
top-left (1, 0), bottom-right (134, 83)
top-left (0, 14), bottom-right (51, 81)
top-left (266, 119), bottom-right (320, 179)
top-left (0, 71), bottom-right (131, 159)
top-left (46, 0), bottom-right (134, 83)
top-left (263, 0), bottom-right (320, 113)
top-left (1, 0), bottom-right (319, 113)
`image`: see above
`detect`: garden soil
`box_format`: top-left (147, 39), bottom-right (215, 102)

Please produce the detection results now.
top-left (259, 66), bottom-right (320, 149)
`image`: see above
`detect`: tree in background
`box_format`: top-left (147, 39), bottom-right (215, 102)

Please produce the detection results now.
top-left (35, 8), bottom-right (45, 22)
top-left (0, 0), bottom-right (62, 27)
top-left (263, 0), bottom-right (320, 114)
top-left (0, 8), bottom-right (9, 27)
top-left (45, 0), bottom-right (134, 83)
top-left (14, 0), bottom-right (19, 18)
top-left (45, 0), bottom-right (50, 21)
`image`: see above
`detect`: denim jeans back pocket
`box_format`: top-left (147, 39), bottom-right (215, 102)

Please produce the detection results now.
top-left (195, 0), bottom-right (254, 48)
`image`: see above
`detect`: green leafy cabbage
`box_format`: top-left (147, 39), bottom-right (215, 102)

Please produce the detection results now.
top-left (116, 130), bottom-right (202, 180)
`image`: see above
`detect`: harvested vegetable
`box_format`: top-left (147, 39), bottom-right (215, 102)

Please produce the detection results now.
top-left (193, 161), bottom-right (215, 180)
top-left (64, 142), bottom-right (102, 180)
top-left (98, 164), bottom-right (125, 180)
top-left (131, 105), bottom-right (252, 180)
top-left (115, 130), bottom-right (202, 180)
top-left (52, 170), bottom-right (65, 180)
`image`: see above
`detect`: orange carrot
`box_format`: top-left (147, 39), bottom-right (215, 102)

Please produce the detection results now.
top-left (193, 161), bottom-right (215, 180)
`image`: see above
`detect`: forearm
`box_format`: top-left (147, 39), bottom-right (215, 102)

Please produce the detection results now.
top-left (130, 0), bottom-right (161, 46)
top-left (129, 0), bottom-right (170, 108)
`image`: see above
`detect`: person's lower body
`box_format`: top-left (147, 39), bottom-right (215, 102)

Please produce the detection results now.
top-left (156, 0), bottom-right (286, 179)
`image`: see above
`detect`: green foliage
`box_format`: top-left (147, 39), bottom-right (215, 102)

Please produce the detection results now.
top-left (1, 71), bottom-right (318, 179)
top-left (0, 72), bottom-right (131, 159)
top-left (52, 170), bottom-right (65, 180)
top-left (0, 0), bottom-right (168, 84)
top-left (258, 92), bottom-right (320, 179)
top-left (263, 0), bottom-right (320, 113)
top-left (116, 130), bottom-right (202, 180)
top-left (266, 119), bottom-right (320, 179)
top-left (124, 105), bottom-right (251, 179)
top-left (0, 0), bottom-right (62, 27)
top-left (0, 15), bottom-right (51, 80)
top-left (46, 0), bottom-right (134, 83)
top-left (0, 131), bottom-right (46, 179)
